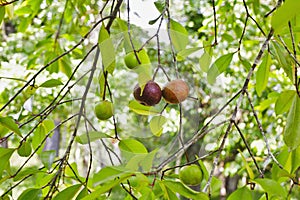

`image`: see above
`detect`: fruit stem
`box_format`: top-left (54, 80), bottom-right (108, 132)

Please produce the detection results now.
top-left (102, 71), bottom-right (108, 101)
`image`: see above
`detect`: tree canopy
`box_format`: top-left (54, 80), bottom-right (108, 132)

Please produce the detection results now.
top-left (0, 0), bottom-right (299, 199)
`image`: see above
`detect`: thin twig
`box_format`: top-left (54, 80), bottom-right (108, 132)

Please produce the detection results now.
top-left (83, 111), bottom-right (93, 185)
top-left (165, 0), bottom-right (179, 78)
top-left (233, 121), bottom-right (264, 177)
top-left (54, 0), bottom-right (69, 49)
top-left (288, 22), bottom-right (300, 97)
top-left (203, 29), bottom-right (274, 192)
top-left (245, 90), bottom-right (283, 169)
top-left (155, 120), bottom-right (229, 172)
top-left (10, 114), bottom-right (79, 179)
top-left (0, 0), bottom-right (18, 6)
top-left (0, 16), bottom-right (112, 113)
top-left (212, 0), bottom-right (218, 45)
top-left (264, 0), bottom-right (283, 18)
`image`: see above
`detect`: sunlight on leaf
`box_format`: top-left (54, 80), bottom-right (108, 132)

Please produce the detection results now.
top-left (150, 116), bottom-right (167, 136)
top-left (283, 94), bottom-right (300, 150)
top-left (271, 0), bottom-right (300, 33)
top-left (207, 53), bottom-right (234, 84)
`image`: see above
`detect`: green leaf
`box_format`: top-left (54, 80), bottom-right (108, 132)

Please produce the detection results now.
top-left (42, 119), bottom-right (55, 134)
top-left (159, 181), bottom-right (178, 200)
top-left (140, 149), bottom-right (158, 172)
top-left (125, 154), bottom-right (148, 171)
top-left (140, 187), bottom-right (156, 200)
top-left (31, 124), bottom-right (46, 155)
top-left (197, 159), bottom-right (209, 181)
top-left (238, 149), bottom-right (255, 180)
top-left (13, 167), bottom-right (42, 182)
top-left (176, 47), bottom-right (202, 61)
top-left (240, 57), bottom-right (251, 72)
top-left (0, 7), bottom-right (5, 25)
top-left (227, 186), bottom-right (252, 200)
top-left (64, 5), bottom-right (73, 23)
top-left (128, 100), bottom-right (161, 115)
top-left (283, 95), bottom-right (300, 150)
top-left (199, 51), bottom-right (212, 72)
top-left (154, 0), bottom-right (165, 13)
top-left (0, 175), bottom-right (10, 186)
top-left (162, 180), bottom-right (209, 200)
top-left (137, 68), bottom-right (152, 87)
top-left (98, 25), bottom-right (116, 74)
top-left (150, 116), bottom-right (167, 137)
top-left (210, 176), bottom-right (222, 197)
top-left (64, 162), bottom-right (83, 180)
top-left (58, 56), bottom-right (73, 79)
top-left (4, 4), bottom-right (12, 19)
top-left (253, 178), bottom-right (287, 198)
top-left (256, 54), bottom-right (270, 97)
top-left (126, 149), bottom-right (158, 172)
top-left (92, 166), bottom-right (132, 186)
top-left (40, 79), bottom-right (63, 88)
top-left (0, 125), bottom-right (9, 138)
top-left (83, 173), bottom-right (132, 200)
top-left (169, 19), bottom-right (189, 52)
top-left (39, 150), bottom-right (56, 170)
top-left (53, 184), bottom-right (82, 200)
top-left (14, 5), bottom-right (32, 16)
top-left (272, 41), bottom-right (294, 81)
top-left (0, 147), bottom-right (15, 178)
top-left (255, 92), bottom-right (279, 111)
top-left (291, 146), bottom-right (300, 173)
top-left (31, 119), bottom-right (55, 155)
top-left (17, 140), bottom-right (32, 157)
top-left (0, 116), bottom-right (22, 137)
top-left (119, 139), bottom-right (148, 154)
top-left (98, 71), bottom-right (106, 99)
top-left (271, 146), bottom-right (294, 180)
top-left (17, 188), bottom-right (42, 200)
top-left (76, 131), bottom-right (111, 144)
top-left (207, 53), bottom-right (234, 84)
top-left (75, 187), bottom-right (89, 200)
top-left (271, 0), bottom-right (300, 33)
top-left (148, 15), bottom-right (161, 25)
top-left (275, 90), bottom-right (295, 115)
top-left (22, 85), bottom-right (38, 100)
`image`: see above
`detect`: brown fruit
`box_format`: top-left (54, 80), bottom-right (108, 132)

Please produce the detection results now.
top-left (133, 81), bottom-right (162, 106)
top-left (162, 79), bottom-right (189, 104)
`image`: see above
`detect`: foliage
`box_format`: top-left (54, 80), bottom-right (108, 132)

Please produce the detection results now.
top-left (0, 0), bottom-right (300, 199)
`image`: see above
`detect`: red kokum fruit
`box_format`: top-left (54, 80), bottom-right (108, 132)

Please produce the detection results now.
top-left (162, 79), bottom-right (189, 104)
top-left (133, 81), bottom-right (162, 106)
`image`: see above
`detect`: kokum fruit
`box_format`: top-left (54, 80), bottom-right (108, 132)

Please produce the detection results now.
top-left (179, 164), bottom-right (203, 186)
top-left (124, 49), bottom-right (150, 69)
top-left (94, 100), bottom-right (114, 120)
top-left (162, 79), bottom-right (189, 104)
top-left (133, 81), bottom-right (162, 106)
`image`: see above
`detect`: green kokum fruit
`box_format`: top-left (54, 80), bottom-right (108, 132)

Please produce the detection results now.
top-left (94, 100), bottom-right (114, 120)
top-left (124, 49), bottom-right (150, 69)
top-left (179, 164), bottom-right (203, 186)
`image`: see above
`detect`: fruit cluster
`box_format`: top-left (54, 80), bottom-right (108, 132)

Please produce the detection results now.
top-left (133, 79), bottom-right (189, 106)
top-left (93, 49), bottom-right (190, 121)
